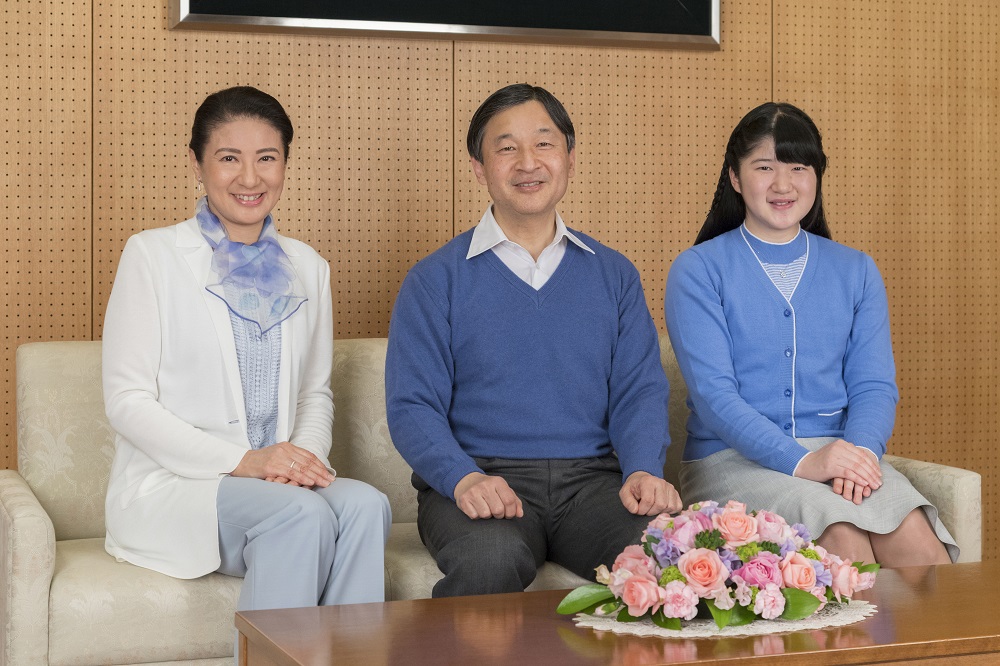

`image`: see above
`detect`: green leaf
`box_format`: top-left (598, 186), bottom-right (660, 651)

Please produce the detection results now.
top-left (729, 602), bottom-right (757, 626)
top-left (617, 607), bottom-right (644, 622)
top-left (556, 585), bottom-right (615, 615)
top-left (694, 528), bottom-right (726, 550)
top-left (758, 541), bottom-right (782, 556)
top-left (780, 587), bottom-right (822, 620)
top-left (855, 562), bottom-right (881, 575)
top-left (705, 598), bottom-right (732, 629)
top-left (651, 610), bottom-right (682, 630)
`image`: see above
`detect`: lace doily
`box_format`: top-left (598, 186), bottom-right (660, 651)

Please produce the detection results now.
top-left (574, 601), bottom-right (877, 639)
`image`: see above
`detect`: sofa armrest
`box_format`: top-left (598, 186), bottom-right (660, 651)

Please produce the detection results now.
top-left (882, 455), bottom-right (981, 563)
top-left (0, 470), bottom-right (56, 665)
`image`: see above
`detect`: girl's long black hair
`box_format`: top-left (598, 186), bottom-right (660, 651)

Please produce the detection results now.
top-left (695, 102), bottom-right (831, 245)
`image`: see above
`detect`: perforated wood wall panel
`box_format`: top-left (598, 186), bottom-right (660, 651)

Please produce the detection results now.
top-left (2, 0), bottom-right (92, 467)
top-left (775, 0), bottom-right (999, 557)
top-left (92, 0), bottom-right (454, 340)
top-left (454, 0), bottom-right (771, 332)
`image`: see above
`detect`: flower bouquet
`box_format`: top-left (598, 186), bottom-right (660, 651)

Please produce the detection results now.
top-left (557, 501), bottom-right (879, 631)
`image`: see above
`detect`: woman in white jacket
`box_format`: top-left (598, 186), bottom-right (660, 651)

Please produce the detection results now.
top-left (103, 86), bottom-right (391, 612)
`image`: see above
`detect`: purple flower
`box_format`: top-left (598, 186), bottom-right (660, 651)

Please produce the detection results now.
top-left (779, 539), bottom-right (799, 557)
top-left (644, 527), bottom-right (665, 542)
top-left (652, 537), bottom-right (683, 567)
top-left (718, 548), bottom-right (742, 574)
top-left (811, 559), bottom-right (832, 587)
top-left (693, 500), bottom-right (724, 519)
top-left (791, 523), bottom-right (812, 543)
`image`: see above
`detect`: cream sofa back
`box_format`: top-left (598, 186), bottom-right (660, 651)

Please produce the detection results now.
top-left (17, 340), bottom-right (110, 541)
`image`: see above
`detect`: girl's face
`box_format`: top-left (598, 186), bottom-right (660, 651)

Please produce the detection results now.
top-left (730, 137), bottom-right (817, 243)
top-left (189, 117), bottom-right (286, 244)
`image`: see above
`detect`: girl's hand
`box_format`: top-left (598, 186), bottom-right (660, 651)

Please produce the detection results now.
top-left (831, 476), bottom-right (874, 504)
top-left (795, 439), bottom-right (882, 491)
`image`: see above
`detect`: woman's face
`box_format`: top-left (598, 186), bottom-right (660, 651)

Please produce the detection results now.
top-left (730, 137), bottom-right (817, 243)
top-left (190, 117), bottom-right (286, 244)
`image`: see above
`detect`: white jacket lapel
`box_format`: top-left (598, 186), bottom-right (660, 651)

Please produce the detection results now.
top-left (176, 218), bottom-right (248, 434)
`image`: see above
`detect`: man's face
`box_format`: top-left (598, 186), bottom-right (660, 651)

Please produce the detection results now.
top-left (471, 100), bottom-right (575, 229)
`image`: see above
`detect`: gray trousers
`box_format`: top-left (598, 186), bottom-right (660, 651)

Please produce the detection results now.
top-left (415, 456), bottom-right (652, 597)
top-left (216, 475), bottom-right (391, 611)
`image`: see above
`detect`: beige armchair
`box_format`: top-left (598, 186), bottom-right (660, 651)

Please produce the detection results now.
top-left (0, 337), bottom-right (982, 664)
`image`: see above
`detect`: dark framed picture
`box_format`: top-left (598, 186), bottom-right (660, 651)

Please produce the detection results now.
top-left (169, 0), bottom-right (721, 50)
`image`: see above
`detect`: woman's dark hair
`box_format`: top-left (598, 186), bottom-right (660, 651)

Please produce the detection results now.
top-left (467, 83), bottom-right (575, 163)
top-left (695, 102), bottom-right (830, 245)
top-left (189, 86), bottom-right (294, 162)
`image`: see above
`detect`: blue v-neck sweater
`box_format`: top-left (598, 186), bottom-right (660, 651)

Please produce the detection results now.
top-left (386, 228), bottom-right (670, 499)
top-left (665, 228), bottom-right (899, 476)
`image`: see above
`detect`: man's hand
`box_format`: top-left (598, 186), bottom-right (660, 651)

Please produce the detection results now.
top-left (619, 471), bottom-right (682, 516)
top-left (453, 472), bottom-right (524, 520)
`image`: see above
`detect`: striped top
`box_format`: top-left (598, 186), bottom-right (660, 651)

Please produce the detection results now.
top-left (741, 226), bottom-right (808, 301)
top-left (230, 311), bottom-right (281, 450)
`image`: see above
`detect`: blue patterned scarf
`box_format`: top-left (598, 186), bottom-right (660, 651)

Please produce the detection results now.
top-left (196, 197), bottom-right (306, 334)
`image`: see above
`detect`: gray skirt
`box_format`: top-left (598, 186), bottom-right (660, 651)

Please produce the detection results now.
top-left (678, 437), bottom-right (959, 562)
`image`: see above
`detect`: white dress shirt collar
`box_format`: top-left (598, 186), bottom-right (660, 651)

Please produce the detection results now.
top-left (466, 208), bottom-right (593, 290)
top-left (466, 207), bottom-right (594, 259)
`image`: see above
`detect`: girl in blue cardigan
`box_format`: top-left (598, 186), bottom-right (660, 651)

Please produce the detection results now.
top-left (665, 102), bottom-right (956, 566)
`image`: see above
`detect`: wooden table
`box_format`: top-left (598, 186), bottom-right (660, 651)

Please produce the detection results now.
top-left (236, 561), bottom-right (1000, 665)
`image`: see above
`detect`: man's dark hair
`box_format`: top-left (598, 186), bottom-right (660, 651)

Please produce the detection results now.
top-left (467, 84), bottom-right (575, 163)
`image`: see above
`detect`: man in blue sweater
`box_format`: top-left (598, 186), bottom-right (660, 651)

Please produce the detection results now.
top-left (385, 84), bottom-right (681, 597)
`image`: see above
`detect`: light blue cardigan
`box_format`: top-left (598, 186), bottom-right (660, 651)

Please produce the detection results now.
top-left (664, 227), bottom-right (899, 476)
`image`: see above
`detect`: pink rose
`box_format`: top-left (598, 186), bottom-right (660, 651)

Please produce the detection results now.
top-left (753, 582), bottom-right (786, 619)
top-left (613, 544), bottom-right (656, 579)
top-left (621, 576), bottom-right (666, 617)
top-left (668, 520), bottom-right (702, 552)
top-left (688, 509), bottom-right (715, 532)
top-left (677, 548), bottom-right (728, 596)
top-left (661, 580), bottom-right (699, 620)
top-left (829, 561), bottom-right (861, 601)
top-left (713, 508), bottom-right (759, 547)
top-left (647, 513), bottom-right (673, 532)
top-left (755, 510), bottom-right (792, 544)
top-left (732, 551), bottom-right (783, 589)
top-left (724, 500), bottom-right (747, 512)
top-left (780, 552), bottom-right (818, 591)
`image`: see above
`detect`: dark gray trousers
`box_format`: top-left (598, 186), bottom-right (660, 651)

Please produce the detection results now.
top-left (414, 455), bottom-right (652, 598)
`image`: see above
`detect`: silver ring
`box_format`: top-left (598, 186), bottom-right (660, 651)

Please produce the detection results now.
top-left (289, 460), bottom-right (297, 471)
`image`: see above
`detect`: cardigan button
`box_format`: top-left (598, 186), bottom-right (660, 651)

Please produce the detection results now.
top-left (783, 423), bottom-right (792, 430)
top-left (784, 348), bottom-right (792, 357)
top-left (784, 309), bottom-right (791, 317)
top-left (784, 388), bottom-right (792, 397)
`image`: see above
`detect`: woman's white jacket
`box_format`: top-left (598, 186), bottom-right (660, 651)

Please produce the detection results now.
top-left (102, 216), bottom-right (334, 579)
